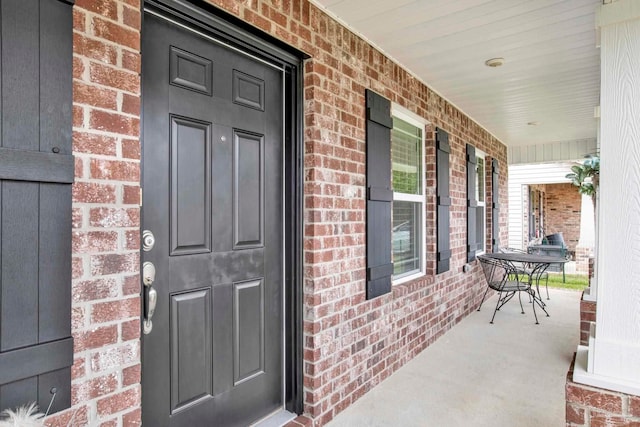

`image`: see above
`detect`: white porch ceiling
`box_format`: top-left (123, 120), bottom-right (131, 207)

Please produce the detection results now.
top-left (311, 0), bottom-right (601, 148)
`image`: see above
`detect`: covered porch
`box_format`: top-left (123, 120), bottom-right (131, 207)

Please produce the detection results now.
top-left (308, 0), bottom-right (640, 425)
top-left (324, 289), bottom-right (581, 426)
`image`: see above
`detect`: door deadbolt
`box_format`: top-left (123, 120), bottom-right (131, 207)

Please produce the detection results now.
top-left (143, 262), bottom-right (156, 286)
top-left (142, 230), bottom-right (155, 252)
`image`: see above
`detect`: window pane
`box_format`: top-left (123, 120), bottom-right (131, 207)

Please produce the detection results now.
top-left (392, 117), bottom-right (422, 195)
top-left (476, 156), bottom-right (485, 203)
top-left (476, 205), bottom-right (485, 253)
top-left (393, 201), bottom-right (421, 277)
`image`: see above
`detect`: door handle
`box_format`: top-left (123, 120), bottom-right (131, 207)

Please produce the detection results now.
top-left (144, 287), bottom-right (157, 335)
top-left (143, 262), bottom-right (157, 335)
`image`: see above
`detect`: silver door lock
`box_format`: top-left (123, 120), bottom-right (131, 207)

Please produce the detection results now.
top-left (142, 262), bottom-right (156, 286)
top-left (142, 230), bottom-right (155, 252)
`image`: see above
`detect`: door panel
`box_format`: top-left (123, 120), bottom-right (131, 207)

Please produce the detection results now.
top-left (170, 288), bottom-right (212, 413)
top-left (233, 131), bottom-right (264, 248)
top-left (233, 279), bottom-right (265, 384)
top-left (142, 13), bottom-right (284, 426)
top-left (170, 116), bottom-right (212, 255)
top-left (233, 70), bottom-right (265, 110)
top-left (169, 46), bottom-right (213, 95)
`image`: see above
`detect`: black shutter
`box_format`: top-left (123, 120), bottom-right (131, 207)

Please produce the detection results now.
top-left (491, 159), bottom-right (500, 253)
top-left (435, 129), bottom-right (451, 274)
top-left (466, 144), bottom-right (479, 262)
top-left (365, 89), bottom-right (393, 299)
top-left (0, 0), bottom-right (74, 414)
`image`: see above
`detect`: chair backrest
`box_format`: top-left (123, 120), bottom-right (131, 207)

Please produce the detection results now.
top-left (478, 255), bottom-right (508, 289)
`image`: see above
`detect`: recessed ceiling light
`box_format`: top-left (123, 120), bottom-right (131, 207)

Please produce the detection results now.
top-left (527, 121), bottom-right (539, 126)
top-left (484, 57), bottom-right (505, 67)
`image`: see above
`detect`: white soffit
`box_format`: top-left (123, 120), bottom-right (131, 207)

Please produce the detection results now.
top-left (508, 138), bottom-right (597, 164)
top-left (312, 0), bottom-right (601, 148)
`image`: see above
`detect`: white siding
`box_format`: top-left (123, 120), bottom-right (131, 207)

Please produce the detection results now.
top-left (507, 163), bottom-right (576, 250)
top-left (592, 8), bottom-right (640, 386)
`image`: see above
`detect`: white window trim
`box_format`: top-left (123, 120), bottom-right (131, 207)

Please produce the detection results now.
top-left (476, 149), bottom-right (487, 257)
top-left (391, 105), bottom-right (427, 285)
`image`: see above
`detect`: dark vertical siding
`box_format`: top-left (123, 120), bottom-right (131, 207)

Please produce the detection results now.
top-left (435, 129), bottom-right (451, 274)
top-left (491, 159), bottom-right (500, 253)
top-left (0, 0), bottom-right (74, 414)
top-left (365, 90), bottom-right (393, 299)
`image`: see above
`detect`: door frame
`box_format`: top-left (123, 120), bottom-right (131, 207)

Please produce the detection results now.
top-left (141, 0), bottom-right (305, 416)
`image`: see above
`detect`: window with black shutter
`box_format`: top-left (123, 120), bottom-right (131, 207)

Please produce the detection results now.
top-left (467, 144), bottom-right (479, 261)
top-left (467, 144), bottom-right (487, 261)
top-left (365, 90), bottom-right (393, 299)
top-left (391, 109), bottom-right (426, 282)
top-left (435, 129), bottom-right (451, 274)
top-left (0, 0), bottom-right (74, 414)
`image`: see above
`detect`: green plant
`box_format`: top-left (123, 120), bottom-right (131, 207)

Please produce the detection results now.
top-left (566, 155), bottom-right (599, 206)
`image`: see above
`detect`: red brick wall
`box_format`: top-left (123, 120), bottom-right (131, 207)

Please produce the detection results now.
top-left (46, 1), bottom-right (142, 425)
top-left (566, 356), bottom-right (640, 426)
top-left (544, 183), bottom-right (581, 253)
top-left (47, 0), bottom-right (508, 425)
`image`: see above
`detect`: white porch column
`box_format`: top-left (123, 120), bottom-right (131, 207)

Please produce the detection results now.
top-left (577, 195), bottom-right (594, 251)
top-left (573, 0), bottom-right (640, 395)
top-left (576, 194), bottom-right (595, 289)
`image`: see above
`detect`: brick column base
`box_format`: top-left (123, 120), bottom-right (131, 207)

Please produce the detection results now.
top-left (566, 354), bottom-right (640, 426)
top-left (580, 291), bottom-right (596, 346)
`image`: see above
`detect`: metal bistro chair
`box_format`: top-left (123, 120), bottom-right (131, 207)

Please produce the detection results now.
top-left (500, 247), bottom-right (550, 301)
top-left (477, 255), bottom-right (540, 324)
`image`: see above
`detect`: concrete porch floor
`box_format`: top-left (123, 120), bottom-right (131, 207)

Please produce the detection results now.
top-left (326, 288), bottom-right (581, 427)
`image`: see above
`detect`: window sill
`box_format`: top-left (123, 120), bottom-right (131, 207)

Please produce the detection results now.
top-left (393, 271), bottom-right (425, 286)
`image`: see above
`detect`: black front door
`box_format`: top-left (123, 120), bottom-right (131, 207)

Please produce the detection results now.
top-left (142, 12), bottom-right (284, 426)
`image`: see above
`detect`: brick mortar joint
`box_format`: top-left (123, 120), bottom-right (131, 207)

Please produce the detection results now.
top-left (74, 7), bottom-right (141, 32)
top-left (72, 37), bottom-right (140, 61)
top-left (74, 93), bottom-right (141, 108)
top-left (72, 149), bottom-right (141, 159)
top-left (71, 292), bottom-right (139, 302)
top-left (83, 337), bottom-right (139, 355)
top-left (73, 230), bottom-right (140, 236)
top-left (73, 101), bottom-right (142, 118)
top-left (73, 177), bottom-right (141, 186)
